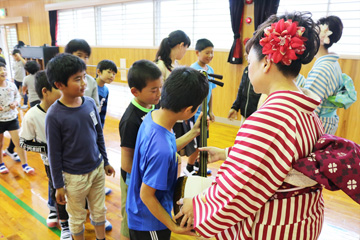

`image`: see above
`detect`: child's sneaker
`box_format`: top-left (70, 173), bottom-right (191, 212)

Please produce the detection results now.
top-left (20, 105), bottom-right (28, 109)
top-left (46, 210), bottom-right (58, 228)
top-left (22, 164), bottom-right (35, 174)
top-left (4, 149), bottom-right (20, 162)
top-left (105, 219), bottom-right (112, 231)
top-left (183, 168), bottom-right (197, 176)
top-left (105, 187), bottom-right (112, 196)
top-left (0, 163), bottom-right (9, 174)
top-left (60, 221), bottom-right (72, 240)
top-left (194, 161), bottom-right (212, 175)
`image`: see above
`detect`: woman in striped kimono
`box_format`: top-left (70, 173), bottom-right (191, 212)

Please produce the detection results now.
top-left (296, 16), bottom-right (348, 134)
top-left (176, 12), bottom-right (325, 240)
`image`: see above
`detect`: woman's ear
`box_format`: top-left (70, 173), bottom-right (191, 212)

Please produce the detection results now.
top-left (263, 56), bottom-right (272, 73)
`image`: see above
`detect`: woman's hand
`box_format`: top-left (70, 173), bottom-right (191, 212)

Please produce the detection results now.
top-left (175, 198), bottom-right (194, 228)
top-left (227, 108), bottom-right (238, 121)
top-left (198, 146), bottom-right (226, 163)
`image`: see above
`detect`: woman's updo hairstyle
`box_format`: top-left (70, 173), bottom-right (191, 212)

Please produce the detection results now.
top-left (246, 12), bottom-right (320, 78)
top-left (317, 15), bottom-right (343, 49)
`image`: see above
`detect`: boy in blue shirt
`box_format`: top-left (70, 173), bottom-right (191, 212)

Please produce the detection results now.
top-left (96, 60), bottom-right (117, 128)
top-left (185, 39), bottom-right (217, 176)
top-left (120, 59), bottom-right (167, 240)
top-left (45, 53), bottom-right (115, 240)
top-left (126, 67), bottom-right (209, 240)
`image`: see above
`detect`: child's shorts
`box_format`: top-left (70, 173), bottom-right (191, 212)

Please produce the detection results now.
top-left (0, 118), bottom-right (20, 134)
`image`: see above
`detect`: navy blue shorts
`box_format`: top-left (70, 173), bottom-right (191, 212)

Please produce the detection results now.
top-left (0, 118), bottom-right (20, 134)
top-left (129, 228), bottom-right (171, 240)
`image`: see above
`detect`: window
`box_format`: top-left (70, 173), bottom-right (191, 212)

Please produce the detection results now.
top-left (278, 0), bottom-right (360, 57)
top-left (57, 7), bottom-right (96, 45)
top-left (57, 0), bottom-right (233, 50)
top-left (96, 1), bottom-right (154, 46)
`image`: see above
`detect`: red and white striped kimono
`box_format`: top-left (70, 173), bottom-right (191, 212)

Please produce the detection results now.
top-left (193, 90), bottom-right (325, 240)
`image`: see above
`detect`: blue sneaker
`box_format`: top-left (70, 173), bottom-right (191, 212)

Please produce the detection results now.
top-left (105, 187), bottom-right (112, 196)
top-left (105, 219), bottom-right (112, 231)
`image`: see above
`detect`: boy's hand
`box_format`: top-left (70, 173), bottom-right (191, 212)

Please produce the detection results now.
top-left (172, 225), bottom-right (196, 236)
top-left (209, 111), bottom-right (215, 122)
top-left (9, 102), bottom-right (17, 110)
top-left (192, 112), bottom-right (210, 137)
top-left (104, 164), bottom-right (115, 177)
top-left (56, 188), bottom-right (66, 205)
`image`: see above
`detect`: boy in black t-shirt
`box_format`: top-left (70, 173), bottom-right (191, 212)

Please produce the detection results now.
top-left (119, 60), bottom-right (162, 240)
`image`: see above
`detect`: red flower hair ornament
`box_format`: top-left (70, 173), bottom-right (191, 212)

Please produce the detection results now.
top-left (260, 19), bottom-right (307, 66)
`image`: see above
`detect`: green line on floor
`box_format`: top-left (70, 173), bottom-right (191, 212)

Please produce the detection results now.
top-left (0, 184), bottom-right (61, 237)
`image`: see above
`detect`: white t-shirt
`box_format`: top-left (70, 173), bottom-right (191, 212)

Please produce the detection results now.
top-left (23, 74), bottom-right (40, 103)
top-left (0, 81), bottom-right (21, 122)
top-left (19, 104), bottom-right (48, 165)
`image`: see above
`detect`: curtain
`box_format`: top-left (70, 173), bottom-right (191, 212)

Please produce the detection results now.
top-left (254, 0), bottom-right (280, 30)
top-left (227, 0), bottom-right (245, 64)
top-left (49, 10), bottom-right (58, 46)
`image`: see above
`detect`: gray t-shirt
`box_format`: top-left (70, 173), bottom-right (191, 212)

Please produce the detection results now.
top-left (23, 74), bottom-right (40, 103)
top-left (84, 74), bottom-right (100, 108)
top-left (13, 60), bottom-right (25, 82)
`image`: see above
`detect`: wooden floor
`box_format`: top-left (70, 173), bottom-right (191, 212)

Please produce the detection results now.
top-left (0, 83), bottom-right (359, 240)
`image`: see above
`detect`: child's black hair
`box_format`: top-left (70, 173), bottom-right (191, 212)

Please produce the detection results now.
top-left (12, 49), bottom-right (21, 55)
top-left (35, 70), bottom-right (52, 99)
top-left (0, 57), bottom-right (6, 65)
top-left (195, 38), bottom-right (214, 51)
top-left (0, 62), bottom-right (5, 68)
top-left (46, 53), bottom-right (86, 89)
top-left (127, 59), bottom-right (162, 91)
top-left (24, 61), bottom-right (40, 75)
top-left (161, 67), bottom-right (209, 113)
top-left (317, 16), bottom-right (343, 49)
top-left (246, 11), bottom-right (319, 78)
top-left (64, 39), bottom-right (91, 57)
top-left (96, 60), bottom-right (118, 77)
top-left (155, 30), bottom-right (191, 72)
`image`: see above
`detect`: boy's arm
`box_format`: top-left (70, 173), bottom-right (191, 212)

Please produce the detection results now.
top-left (176, 112), bottom-right (203, 151)
top-left (22, 85), bottom-right (28, 95)
top-left (15, 53), bottom-right (26, 65)
top-left (121, 147), bottom-right (135, 174)
top-left (140, 183), bottom-right (194, 235)
top-left (46, 113), bottom-right (65, 189)
top-left (94, 104), bottom-right (109, 166)
top-left (91, 77), bottom-right (100, 108)
top-left (13, 85), bottom-right (21, 107)
top-left (208, 94), bottom-right (215, 122)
